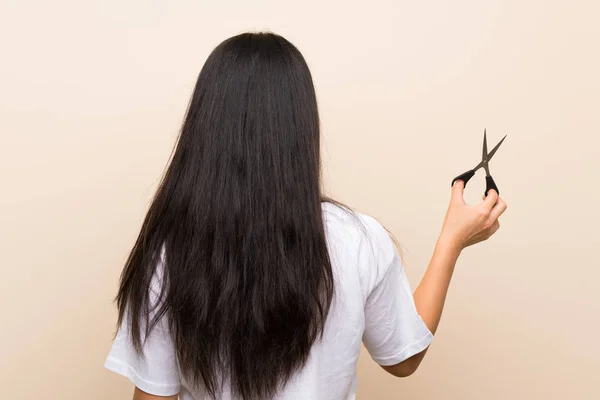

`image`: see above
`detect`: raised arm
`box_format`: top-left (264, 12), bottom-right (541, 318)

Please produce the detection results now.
top-left (382, 182), bottom-right (507, 377)
top-left (133, 387), bottom-right (178, 400)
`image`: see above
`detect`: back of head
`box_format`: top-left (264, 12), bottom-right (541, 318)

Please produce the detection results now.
top-left (116, 32), bottom-right (334, 399)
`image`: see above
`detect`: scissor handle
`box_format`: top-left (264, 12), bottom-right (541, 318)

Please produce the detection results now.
top-left (485, 175), bottom-right (499, 196)
top-left (452, 170), bottom-right (475, 187)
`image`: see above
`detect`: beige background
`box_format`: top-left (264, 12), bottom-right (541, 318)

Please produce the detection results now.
top-left (1, 0), bottom-right (599, 399)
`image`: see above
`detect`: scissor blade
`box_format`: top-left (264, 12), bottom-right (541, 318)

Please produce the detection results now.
top-left (482, 129), bottom-right (488, 162)
top-left (487, 134), bottom-right (507, 162)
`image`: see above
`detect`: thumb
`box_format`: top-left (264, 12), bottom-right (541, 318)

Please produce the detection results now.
top-left (451, 180), bottom-right (466, 204)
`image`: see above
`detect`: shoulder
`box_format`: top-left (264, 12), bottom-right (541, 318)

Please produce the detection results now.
top-left (322, 202), bottom-right (394, 258)
top-left (322, 202), bottom-right (397, 295)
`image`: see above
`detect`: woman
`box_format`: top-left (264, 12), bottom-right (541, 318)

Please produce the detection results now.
top-left (105, 32), bottom-right (507, 400)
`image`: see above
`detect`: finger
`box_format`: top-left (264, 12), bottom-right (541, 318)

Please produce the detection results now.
top-left (481, 189), bottom-right (499, 211)
top-left (473, 219), bottom-right (502, 244)
top-left (451, 180), bottom-right (466, 205)
top-left (488, 198), bottom-right (507, 222)
top-left (484, 221), bottom-right (500, 240)
top-left (491, 220), bottom-right (500, 233)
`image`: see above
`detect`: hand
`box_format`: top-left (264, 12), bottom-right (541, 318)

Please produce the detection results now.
top-left (439, 180), bottom-right (507, 251)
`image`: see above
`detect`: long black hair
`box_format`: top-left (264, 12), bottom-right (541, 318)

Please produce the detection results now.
top-left (116, 32), bottom-right (335, 399)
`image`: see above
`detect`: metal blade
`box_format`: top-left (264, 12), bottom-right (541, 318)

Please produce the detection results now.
top-left (482, 129), bottom-right (488, 162)
top-left (486, 134), bottom-right (507, 162)
top-left (482, 129), bottom-right (490, 175)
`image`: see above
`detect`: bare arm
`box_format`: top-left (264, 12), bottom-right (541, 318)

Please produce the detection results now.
top-left (383, 183), bottom-right (507, 377)
top-left (133, 387), bottom-right (178, 400)
top-left (381, 238), bottom-right (459, 377)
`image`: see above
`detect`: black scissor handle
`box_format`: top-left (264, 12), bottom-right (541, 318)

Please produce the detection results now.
top-left (485, 175), bottom-right (499, 196)
top-left (452, 170), bottom-right (475, 187)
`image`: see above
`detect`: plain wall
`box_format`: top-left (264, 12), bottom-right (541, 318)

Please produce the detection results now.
top-left (1, 1), bottom-right (599, 399)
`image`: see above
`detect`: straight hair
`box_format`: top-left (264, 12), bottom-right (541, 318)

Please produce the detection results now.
top-left (116, 32), bottom-right (335, 399)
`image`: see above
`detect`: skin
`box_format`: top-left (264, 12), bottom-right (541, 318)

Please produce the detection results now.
top-left (382, 181), bottom-right (507, 377)
top-left (133, 388), bottom-right (177, 400)
top-left (132, 181), bottom-right (508, 397)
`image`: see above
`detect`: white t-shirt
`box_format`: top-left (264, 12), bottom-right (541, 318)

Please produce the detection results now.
top-left (105, 202), bottom-right (433, 399)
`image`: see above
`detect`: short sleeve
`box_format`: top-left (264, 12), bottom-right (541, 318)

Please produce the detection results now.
top-left (362, 252), bottom-right (434, 366)
top-left (104, 259), bottom-right (181, 396)
top-left (104, 312), bottom-right (180, 396)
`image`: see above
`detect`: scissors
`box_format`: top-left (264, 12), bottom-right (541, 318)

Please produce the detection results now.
top-left (452, 129), bottom-right (507, 196)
